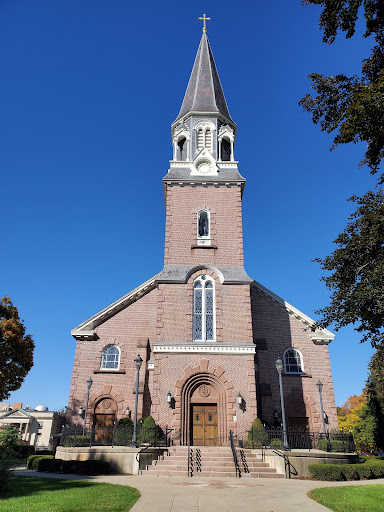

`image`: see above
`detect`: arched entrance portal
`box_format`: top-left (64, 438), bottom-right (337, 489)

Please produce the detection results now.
top-left (181, 374), bottom-right (228, 446)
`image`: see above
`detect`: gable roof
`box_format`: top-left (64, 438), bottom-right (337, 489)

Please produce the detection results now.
top-left (70, 273), bottom-right (160, 339)
top-left (174, 32), bottom-right (233, 124)
top-left (71, 270), bottom-right (333, 344)
top-left (1, 408), bottom-right (32, 419)
top-left (252, 280), bottom-right (334, 344)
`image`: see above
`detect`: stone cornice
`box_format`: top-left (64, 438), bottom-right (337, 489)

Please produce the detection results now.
top-left (153, 342), bottom-right (255, 355)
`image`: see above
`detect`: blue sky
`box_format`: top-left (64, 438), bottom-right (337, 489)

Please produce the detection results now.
top-left (1, 1), bottom-right (377, 412)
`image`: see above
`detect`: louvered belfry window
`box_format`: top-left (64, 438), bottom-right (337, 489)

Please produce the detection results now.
top-left (197, 128), bottom-right (212, 151)
top-left (193, 276), bottom-right (215, 341)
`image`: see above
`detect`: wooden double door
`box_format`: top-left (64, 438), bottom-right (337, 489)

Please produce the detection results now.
top-left (191, 404), bottom-right (218, 446)
top-left (94, 414), bottom-right (115, 444)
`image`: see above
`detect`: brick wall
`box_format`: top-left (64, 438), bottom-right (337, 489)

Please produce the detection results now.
top-left (164, 184), bottom-right (244, 266)
top-left (251, 286), bottom-right (338, 432)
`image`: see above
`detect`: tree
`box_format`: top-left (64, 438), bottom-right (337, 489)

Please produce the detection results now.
top-left (300, 1), bottom-right (384, 179)
top-left (337, 392), bottom-right (376, 452)
top-left (313, 190), bottom-right (384, 347)
top-left (366, 344), bottom-right (384, 450)
top-left (0, 296), bottom-right (34, 400)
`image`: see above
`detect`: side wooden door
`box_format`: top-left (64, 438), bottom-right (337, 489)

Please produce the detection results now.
top-left (191, 405), bottom-right (218, 446)
top-left (94, 414), bottom-right (115, 444)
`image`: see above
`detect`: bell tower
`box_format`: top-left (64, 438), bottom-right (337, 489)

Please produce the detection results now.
top-left (161, 25), bottom-right (250, 276)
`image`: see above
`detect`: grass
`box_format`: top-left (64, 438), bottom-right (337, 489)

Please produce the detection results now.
top-left (309, 485), bottom-right (384, 512)
top-left (0, 476), bottom-right (140, 512)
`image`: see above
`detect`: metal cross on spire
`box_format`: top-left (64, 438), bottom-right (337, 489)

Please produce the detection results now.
top-left (198, 13), bottom-right (211, 33)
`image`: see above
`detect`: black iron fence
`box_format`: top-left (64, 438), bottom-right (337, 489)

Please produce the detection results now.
top-left (239, 427), bottom-right (355, 453)
top-left (60, 425), bottom-right (173, 448)
top-left (60, 425), bottom-right (355, 453)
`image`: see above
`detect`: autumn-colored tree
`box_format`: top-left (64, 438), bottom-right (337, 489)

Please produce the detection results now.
top-left (0, 296), bottom-right (34, 400)
top-left (338, 392), bottom-right (376, 452)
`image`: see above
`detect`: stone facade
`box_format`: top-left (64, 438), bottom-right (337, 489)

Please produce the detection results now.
top-left (67, 30), bottom-right (338, 444)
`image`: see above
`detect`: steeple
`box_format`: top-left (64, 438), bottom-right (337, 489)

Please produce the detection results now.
top-left (167, 20), bottom-right (243, 186)
top-left (174, 31), bottom-right (233, 125)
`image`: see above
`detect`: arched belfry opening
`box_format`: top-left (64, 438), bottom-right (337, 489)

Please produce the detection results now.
top-left (173, 359), bottom-right (235, 446)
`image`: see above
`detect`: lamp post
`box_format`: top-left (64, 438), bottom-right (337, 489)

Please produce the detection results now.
top-left (131, 355), bottom-right (143, 448)
top-left (316, 380), bottom-right (327, 436)
top-left (83, 377), bottom-right (93, 435)
top-left (275, 358), bottom-right (289, 450)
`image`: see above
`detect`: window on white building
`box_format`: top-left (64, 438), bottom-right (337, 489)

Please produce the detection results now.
top-left (100, 345), bottom-right (120, 370)
top-left (284, 348), bottom-right (304, 374)
top-left (193, 275), bottom-right (215, 341)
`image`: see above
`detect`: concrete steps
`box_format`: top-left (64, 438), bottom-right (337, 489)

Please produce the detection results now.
top-left (140, 446), bottom-right (284, 478)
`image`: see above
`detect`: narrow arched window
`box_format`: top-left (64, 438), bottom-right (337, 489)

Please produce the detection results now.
top-left (100, 345), bottom-right (120, 370)
top-left (221, 138), bottom-right (231, 161)
top-left (198, 210), bottom-right (210, 239)
top-left (193, 276), bottom-right (215, 341)
top-left (177, 137), bottom-right (187, 161)
top-left (284, 348), bottom-right (304, 374)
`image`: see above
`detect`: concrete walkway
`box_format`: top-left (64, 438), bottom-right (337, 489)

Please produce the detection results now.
top-left (14, 468), bottom-right (384, 512)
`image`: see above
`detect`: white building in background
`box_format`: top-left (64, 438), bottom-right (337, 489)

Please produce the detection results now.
top-left (0, 402), bottom-right (64, 450)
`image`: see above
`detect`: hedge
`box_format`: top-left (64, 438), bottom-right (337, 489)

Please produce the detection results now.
top-left (64, 435), bottom-right (91, 447)
top-left (318, 439), bottom-right (349, 453)
top-left (27, 454), bottom-right (54, 470)
top-left (309, 460), bottom-right (384, 481)
top-left (36, 458), bottom-right (110, 475)
top-left (31, 455), bottom-right (54, 471)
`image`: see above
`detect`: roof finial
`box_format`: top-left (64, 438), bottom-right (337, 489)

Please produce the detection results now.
top-left (199, 13), bottom-right (211, 33)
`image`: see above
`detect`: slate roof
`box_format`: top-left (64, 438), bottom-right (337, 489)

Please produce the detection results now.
top-left (174, 32), bottom-right (233, 124)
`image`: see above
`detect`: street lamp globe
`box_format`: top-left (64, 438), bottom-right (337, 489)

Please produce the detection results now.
top-left (275, 358), bottom-right (283, 374)
top-left (135, 355), bottom-right (143, 370)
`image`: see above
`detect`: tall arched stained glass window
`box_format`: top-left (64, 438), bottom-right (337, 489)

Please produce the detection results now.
top-left (193, 276), bottom-right (215, 341)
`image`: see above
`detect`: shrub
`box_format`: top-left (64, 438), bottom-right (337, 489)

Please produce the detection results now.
top-left (141, 416), bottom-right (156, 444)
top-left (270, 438), bottom-right (282, 449)
top-left (118, 417), bottom-right (133, 427)
top-left (318, 439), bottom-right (349, 452)
top-left (247, 418), bottom-right (265, 448)
top-left (37, 458), bottom-right (111, 475)
top-left (114, 418), bottom-right (133, 446)
top-left (31, 455), bottom-right (54, 471)
top-left (64, 435), bottom-right (90, 447)
top-left (309, 460), bottom-right (384, 481)
top-left (309, 464), bottom-right (345, 481)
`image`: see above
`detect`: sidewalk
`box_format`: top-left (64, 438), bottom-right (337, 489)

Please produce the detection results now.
top-left (14, 468), bottom-right (384, 512)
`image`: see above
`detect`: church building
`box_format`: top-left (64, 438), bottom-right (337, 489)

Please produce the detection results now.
top-left (67, 23), bottom-right (338, 446)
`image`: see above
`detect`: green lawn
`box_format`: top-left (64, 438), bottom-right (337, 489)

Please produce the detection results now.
top-left (309, 485), bottom-right (384, 512)
top-left (0, 476), bottom-right (140, 512)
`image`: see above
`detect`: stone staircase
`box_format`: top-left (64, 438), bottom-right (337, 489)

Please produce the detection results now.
top-left (140, 446), bottom-right (284, 478)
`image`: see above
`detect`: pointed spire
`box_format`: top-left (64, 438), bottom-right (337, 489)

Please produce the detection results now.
top-left (174, 32), bottom-right (233, 124)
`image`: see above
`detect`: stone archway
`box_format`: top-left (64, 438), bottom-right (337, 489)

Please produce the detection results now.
top-left (285, 389), bottom-right (320, 432)
top-left (173, 358), bottom-right (235, 446)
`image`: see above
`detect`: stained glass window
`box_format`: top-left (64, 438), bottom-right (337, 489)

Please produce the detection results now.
top-left (193, 276), bottom-right (215, 341)
top-left (101, 345), bottom-right (120, 370)
top-left (284, 349), bottom-right (304, 373)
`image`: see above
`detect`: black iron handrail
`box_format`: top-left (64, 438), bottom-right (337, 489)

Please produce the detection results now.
top-left (272, 449), bottom-right (298, 479)
top-left (229, 430), bottom-right (241, 478)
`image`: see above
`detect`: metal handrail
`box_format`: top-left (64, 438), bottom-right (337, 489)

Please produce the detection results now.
top-left (229, 430), bottom-right (241, 478)
top-left (272, 449), bottom-right (298, 479)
